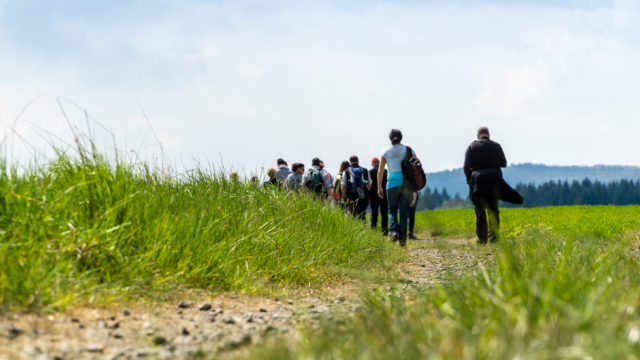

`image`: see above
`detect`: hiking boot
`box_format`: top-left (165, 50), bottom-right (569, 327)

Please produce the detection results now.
top-left (382, 228), bottom-right (388, 236)
top-left (389, 232), bottom-right (399, 242)
top-left (476, 239), bottom-right (488, 245)
top-left (408, 233), bottom-right (417, 240)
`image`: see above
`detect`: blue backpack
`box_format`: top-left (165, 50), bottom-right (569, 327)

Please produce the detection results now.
top-left (348, 167), bottom-right (367, 200)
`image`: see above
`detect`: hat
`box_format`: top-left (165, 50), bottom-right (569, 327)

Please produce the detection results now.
top-left (371, 157), bottom-right (379, 163)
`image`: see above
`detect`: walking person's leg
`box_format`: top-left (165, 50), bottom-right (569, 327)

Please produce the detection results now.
top-left (370, 197), bottom-right (379, 229)
top-left (355, 199), bottom-right (368, 221)
top-left (408, 204), bottom-right (416, 239)
top-left (398, 189), bottom-right (411, 246)
top-left (472, 194), bottom-right (489, 243)
top-left (380, 197), bottom-right (389, 235)
top-left (488, 197), bottom-right (500, 242)
top-left (386, 187), bottom-right (401, 240)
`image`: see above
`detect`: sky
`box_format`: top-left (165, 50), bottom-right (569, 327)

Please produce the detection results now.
top-left (1, 0), bottom-right (639, 176)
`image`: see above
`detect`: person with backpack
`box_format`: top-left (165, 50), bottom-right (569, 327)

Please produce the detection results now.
top-left (303, 157), bottom-right (334, 201)
top-left (369, 157), bottom-right (388, 234)
top-left (377, 129), bottom-right (422, 246)
top-left (334, 160), bottom-right (351, 209)
top-left (341, 155), bottom-right (371, 220)
top-left (464, 126), bottom-right (522, 244)
top-left (276, 158), bottom-right (293, 184)
top-left (284, 163), bottom-right (305, 193)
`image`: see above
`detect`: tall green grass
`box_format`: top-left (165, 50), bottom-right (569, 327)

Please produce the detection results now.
top-left (0, 147), bottom-right (401, 310)
top-left (253, 206), bottom-right (640, 359)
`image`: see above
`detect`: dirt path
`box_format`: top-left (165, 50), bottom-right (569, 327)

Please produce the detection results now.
top-left (0, 235), bottom-right (491, 359)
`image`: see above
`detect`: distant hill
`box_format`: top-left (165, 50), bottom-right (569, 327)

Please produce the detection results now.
top-left (428, 164), bottom-right (640, 198)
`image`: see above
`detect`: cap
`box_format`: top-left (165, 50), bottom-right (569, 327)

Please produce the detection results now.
top-left (371, 157), bottom-right (379, 163)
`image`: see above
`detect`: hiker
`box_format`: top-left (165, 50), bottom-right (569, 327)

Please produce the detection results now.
top-left (341, 155), bottom-right (371, 220)
top-left (303, 158), bottom-right (334, 201)
top-left (319, 160), bottom-right (334, 203)
top-left (334, 161), bottom-right (351, 208)
top-left (263, 167), bottom-right (278, 187)
top-left (285, 163), bottom-right (305, 193)
top-left (464, 126), bottom-right (522, 243)
top-left (378, 129), bottom-right (416, 246)
top-left (369, 157), bottom-right (388, 234)
top-left (276, 158), bottom-right (292, 184)
top-left (408, 191), bottom-right (418, 239)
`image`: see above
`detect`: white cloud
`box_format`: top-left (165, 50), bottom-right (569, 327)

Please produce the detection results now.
top-left (1, 1), bottom-right (640, 174)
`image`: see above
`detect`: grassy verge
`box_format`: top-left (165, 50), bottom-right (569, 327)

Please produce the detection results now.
top-left (0, 149), bottom-right (402, 311)
top-left (252, 206), bottom-right (640, 359)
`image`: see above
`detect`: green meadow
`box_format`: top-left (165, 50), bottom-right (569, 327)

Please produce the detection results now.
top-left (0, 148), bottom-right (400, 311)
top-left (253, 206), bottom-right (640, 359)
top-left (4, 145), bottom-right (640, 358)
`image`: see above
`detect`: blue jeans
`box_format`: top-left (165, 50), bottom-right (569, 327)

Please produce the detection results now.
top-left (387, 186), bottom-right (411, 241)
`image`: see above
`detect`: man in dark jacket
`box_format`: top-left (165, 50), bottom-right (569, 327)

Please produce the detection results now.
top-left (463, 127), bottom-right (507, 243)
top-left (369, 157), bottom-right (388, 234)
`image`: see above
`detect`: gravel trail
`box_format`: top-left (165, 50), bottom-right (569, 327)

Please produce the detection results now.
top-left (0, 235), bottom-right (488, 359)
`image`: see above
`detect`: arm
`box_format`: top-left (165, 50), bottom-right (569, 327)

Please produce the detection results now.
top-left (463, 146), bottom-right (472, 184)
top-left (410, 192), bottom-right (418, 208)
top-left (365, 169), bottom-right (372, 191)
top-left (497, 144), bottom-right (507, 168)
top-left (323, 171), bottom-right (335, 201)
top-left (341, 171), bottom-right (348, 199)
top-left (377, 157), bottom-right (387, 199)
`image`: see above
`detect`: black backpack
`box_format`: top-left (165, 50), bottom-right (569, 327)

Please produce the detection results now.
top-left (402, 146), bottom-right (426, 191)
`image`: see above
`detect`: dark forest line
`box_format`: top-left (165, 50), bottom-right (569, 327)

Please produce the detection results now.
top-left (416, 178), bottom-right (640, 210)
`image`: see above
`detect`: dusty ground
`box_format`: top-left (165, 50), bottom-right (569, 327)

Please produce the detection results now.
top-left (0, 235), bottom-right (492, 359)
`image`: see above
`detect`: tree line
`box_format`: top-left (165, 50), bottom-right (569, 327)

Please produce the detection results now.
top-left (416, 178), bottom-right (640, 210)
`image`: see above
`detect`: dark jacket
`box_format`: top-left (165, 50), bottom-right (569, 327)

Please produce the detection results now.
top-left (463, 137), bottom-right (507, 184)
top-left (369, 167), bottom-right (387, 199)
top-left (463, 137), bottom-right (521, 204)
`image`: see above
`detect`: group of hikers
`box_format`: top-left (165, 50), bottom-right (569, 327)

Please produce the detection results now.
top-left (263, 127), bottom-right (522, 246)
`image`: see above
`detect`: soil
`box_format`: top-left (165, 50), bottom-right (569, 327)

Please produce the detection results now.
top-left (0, 235), bottom-right (491, 359)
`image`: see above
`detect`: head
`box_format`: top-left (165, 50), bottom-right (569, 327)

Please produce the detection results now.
top-left (277, 158), bottom-right (287, 166)
top-left (266, 167), bottom-right (276, 179)
top-left (230, 172), bottom-right (239, 182)
top-left (477, 126), bottom-right (490, 139)
top-left (349, 155), bottom-right (359, 166)
top-left (292, 162), bottom-right (305, 174)
top-left (371, 157), bottom-right (380, 168)
top-left (339, 160), bottom-right (350, 174)
top-left (389, 129), bottom-right (403, 145)
top-left (319, 161), bottom-right (325, 169)
top-left (311, 157), bottom-right (321, 167)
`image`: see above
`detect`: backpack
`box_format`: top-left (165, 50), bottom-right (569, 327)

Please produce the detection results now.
top-left (347, 167), bottom-right (367, 200)
top-left (305, 168), bottom-right (325, 195)
top-left (401, 146), bottom-right (426, 191)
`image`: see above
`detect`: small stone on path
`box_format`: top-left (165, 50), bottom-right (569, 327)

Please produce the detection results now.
top-left (85, 344), bottom-right (104, 353)
top-left (178, 300), bottom-right (193, 309)
top-left (153, 336), bottom-right (168, 346)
